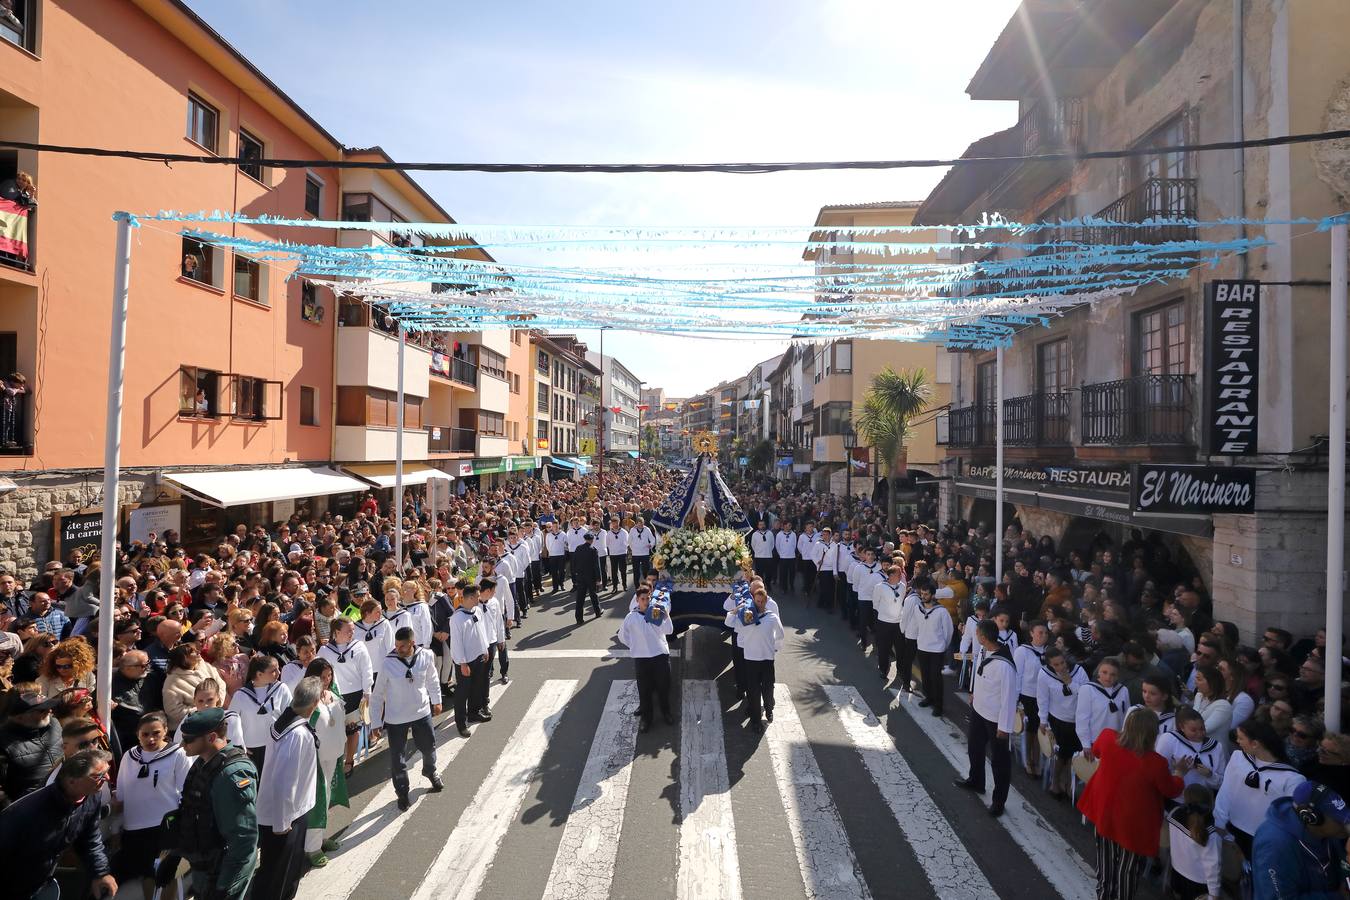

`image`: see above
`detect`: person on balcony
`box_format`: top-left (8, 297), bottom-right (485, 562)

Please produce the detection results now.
top-left (0, 372), bottom-right (27, 449)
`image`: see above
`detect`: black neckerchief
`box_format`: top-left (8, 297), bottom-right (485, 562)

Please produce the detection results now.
top-left (242, 682), bottom-right (283, 715)
top-left (885, 582), bottom-right (903, 598)
top-left (131, 743), bottom-right (181, 780)
top-left (1087, 682), bottom-right (1123, 713)
top-left (1174, 734), bottom-right (1219, 757)
top-left (389, 651), bottom-right (418, 681)
top-left (978, 644), bottom-right (1015, 676)
top-left (1024, 644), bottom-right (1046, 660)
top-left (356, 620), bottom-right (383, 642)
top-left (1241, 752), bottom-right (1298, 790)
top-left (329, 641), bottom-right (356, 664)
top-left (385, 609), bottom-right (408, 625)
top-left (917, 603), bottom-right (941, 619)
top-left (270, 708), bottom-right (318, 749)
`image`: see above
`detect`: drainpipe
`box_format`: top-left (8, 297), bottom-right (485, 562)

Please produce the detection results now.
top-left (1233, 0), bottom-right (1247, 278)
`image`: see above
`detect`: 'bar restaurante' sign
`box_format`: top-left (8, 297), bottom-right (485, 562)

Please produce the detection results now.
top-left (1132, 464), bottom-right (1256, 514)
top-left (1204, 279), bottom-right (1261, 455)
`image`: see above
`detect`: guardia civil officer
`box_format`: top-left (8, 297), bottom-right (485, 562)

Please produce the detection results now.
top-left (954, 619), bottom-right (1019, 817)
top-left (370, 626), bottom-right (444, 811)
top-left (174, 707), bottom-right (259, 900)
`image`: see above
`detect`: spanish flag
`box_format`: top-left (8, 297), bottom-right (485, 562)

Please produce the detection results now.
top-left (0, 198), bottom-right (30, 261)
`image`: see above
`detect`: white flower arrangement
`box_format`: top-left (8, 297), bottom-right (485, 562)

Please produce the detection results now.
top-left (653, 527), bottom-right (752, 582)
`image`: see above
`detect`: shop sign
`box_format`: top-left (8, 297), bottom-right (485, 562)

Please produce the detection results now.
top-left (1132, 464), bottom-right (1256, 514)
top-left (127, 503), bottom-right (182, 544)
top-left (578, 437), bottom-right (597, 456)
top-left (54, 510), bottom-right (103, 563)
top-left (965, 463), bottom-right (1131, 491)
top-left (455, 462), bottom-right (474, 477)
top-left (1204, 280), bottom-right (1261, 455)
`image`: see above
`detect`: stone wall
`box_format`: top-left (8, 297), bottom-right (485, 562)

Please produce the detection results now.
top-left (1210, 469), bottom-right (1348, 639)
top-left (0, 471), bottom-right (161, 581)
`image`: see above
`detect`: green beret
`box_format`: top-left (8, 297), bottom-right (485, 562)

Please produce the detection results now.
top-left (180, 707), bottom-right (226, 738)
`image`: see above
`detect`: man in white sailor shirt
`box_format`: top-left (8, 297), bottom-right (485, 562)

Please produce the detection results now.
top-left (254, 676), bottom-right (322, 900)
top-left (725, 586), bottom-right (785, 733)
top-left (812, 529), bottom-right (840, 611)
top-left (505, 527), bottom-right (533, 617)
top-left (896, 579), bottom-right (925, 693)
top-left (369, 626), bottom-right (444, 810)
top-left (544, 522), bottom-right (568, 593)
top-left (796, 521), bottom-right (819, 595)
top-left (912, 578), bottom-right (954, 716)
top-left (522, 521), bottom-right (544, 596)
top-left (617, 586), bottom-right (674, 733)
top-left (450, 585), bottom-right (491, 737)
top-left (954, 620), bottom-right (1019, 816)
top-left (750, 520), bottom-right (775, 581)
top-left (773, 521), bottom-right (797, 594)
top-left (628, 518), bottom-right (657, 585)
top-left (479, 577), bottom-right (514, 685)
top-left (852, 548), bottom-right (884, 649)
top-left (601, 521), bottom-right (630, 592)
top-left (872, 564), bottom-right (907, 682)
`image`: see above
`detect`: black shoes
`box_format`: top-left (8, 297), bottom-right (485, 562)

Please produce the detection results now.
top-left (428, 776), bottom-right (444, 793)
top-left (989, 803), bottom-right (1005, 818)
top-left (953, 777), bottom-right (984, 794)
top-left (396, 794), bottom-right (410, 812)
top-left (468, 711), bottom-right (493, 723)
top-left (765, 710), bottom-right (774, 723)
top-left (457, 726), bottom-right (471, 738)
top-left (918, 699), bottom-right (932, 708)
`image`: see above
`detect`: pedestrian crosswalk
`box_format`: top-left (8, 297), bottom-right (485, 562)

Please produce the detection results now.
top-left (300, 676), bottom-right (1097, 900)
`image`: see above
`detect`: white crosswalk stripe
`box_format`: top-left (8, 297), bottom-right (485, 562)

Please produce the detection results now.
top-left (678, 679), bottom-right (742, 900)
top-left (540, 679), bottom-right (640, 900)
top-left (765, 683), bottom-right (871, 900)
top-left (299, 677), bottom-right (1092, 900)
top-left (410, 679), bottom-right (578, 900)
top-left (297, 681), bottom-right (511, 900)
top-left (889, 688), bottom-right (1096, 900)
top-left (823, 685), bottom-right (996, 900)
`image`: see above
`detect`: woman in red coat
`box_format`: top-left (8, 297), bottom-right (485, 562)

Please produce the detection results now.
top-left (1077, 709), bottom-right (1188, 899)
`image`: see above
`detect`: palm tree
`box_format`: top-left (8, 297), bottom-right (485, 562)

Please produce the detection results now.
top-left (853, 367), bottom-right (932, 529)
top-left (748, 438), bottom-right (774, 473)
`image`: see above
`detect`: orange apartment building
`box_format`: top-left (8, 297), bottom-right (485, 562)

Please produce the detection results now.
top-left (0, 0), bottom-right (534, 576)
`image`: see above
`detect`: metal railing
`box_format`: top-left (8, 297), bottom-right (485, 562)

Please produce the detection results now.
top-left (1081, 374), bottom-right (1193, 445)
top-left (1078, 177), bottom-right (1198, 246)
top-left (1003, 392), bottom-right (1071, 447)
top-left (0, 391), bottom-right (31, 455)
top-left (431, 426), bottom-right (475, 453)
top-left (0, 205), bottom-right (34, 273)
top-left (1019, 97), bottom-right (1084, 155)
top-left (946, 403), bottom-right (995, 448)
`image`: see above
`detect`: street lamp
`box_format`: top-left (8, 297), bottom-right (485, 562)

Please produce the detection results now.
top-left (842, 424), bottom-right (857, 501)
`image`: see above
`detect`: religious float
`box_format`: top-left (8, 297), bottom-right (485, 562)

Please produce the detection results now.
top-left (650, 432), bottom-right (754, 634)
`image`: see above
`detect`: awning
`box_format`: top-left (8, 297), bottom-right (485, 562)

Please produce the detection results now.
top-left (163, 467), bottom-right (372, 508)
top-left (341, 462), bottom-right (447, 488)
top-left (625, 450), bottom-right (639, 459)
top-left (0, 476), bottom-right (16, 494)
top-left (549, 456), bottom-right (580, 471)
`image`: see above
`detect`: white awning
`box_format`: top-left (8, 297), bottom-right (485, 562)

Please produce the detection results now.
top-left (163, 467), bottom-right (372, 508)
top-left (340, 463), bottom-right (447, 489)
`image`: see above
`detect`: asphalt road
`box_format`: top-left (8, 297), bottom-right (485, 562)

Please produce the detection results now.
top-left (283, 573), bottom-right (1151, 900)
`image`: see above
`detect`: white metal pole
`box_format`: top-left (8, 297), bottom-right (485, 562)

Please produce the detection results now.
top-left (428, 476), bottom-right (437, 569)
top-left (1327, 221), bottom-right (1347, 731)
top-left (97, 214), bottom-right (133, 726)
top-left (995, 344), bottom-right (1005, 586)
top-left (395, 325), bottom-right (406, 574)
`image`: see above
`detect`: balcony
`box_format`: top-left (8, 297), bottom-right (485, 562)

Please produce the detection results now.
top-left (428, 425), bottom-right (475, 454)
top-left (1078, 177), bottom-right (1198, 247)
top-left (0, 390), bottom-right (31, 455)
top-left (989, 97), bottom-right (1083, 207)
top-left (0, 202), bottom-right (33, 274)
top-left (429, 351), bottom-right (478, 389)
top-left (945, 403), bottom-right (995, 448)
top-left (1081, 375), bottom-right (1193, 446)
top-left (1003, 393), bottom-right (1071, 447)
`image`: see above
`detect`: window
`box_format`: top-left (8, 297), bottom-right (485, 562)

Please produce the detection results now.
top-left (233, 255), bottom-right (263, 304)
top-left (229, 374), bottom-right (280, 421)
top-left (0, 0), bottom-right (34, 52)
top-left (300, 282), bottom-right (324, 322)
top-left (815, 401), bottom-right (852, 436)
top-left (300, 386), bottom-right (319, 426)
top-left (238, 129), bottom-right (264, 182)
top-left (512, 330), bottom-right (522, 346)
top-left (186, 93), bottom-right (219, 153)
top-left (478, 410), bottom-right (505, 436)
top-left (537, 384), bottom-right (550, 413)
top-left (1135, 300), bottom-right (1187, 375)
top-left (335, 387), bottom-right (422, 428)
top-left (553, 361), bottom-right (564, 383)
top-left (510, 373), bottom-right (520, 394)
top-left (179, 366), bottom-right (221, 417)
top-left (537, 350), bottom-right (550, 375)
top-left (976, 361), bottom-right (996, 408)
top-left (1036, 339), bottom-right (1069, 393)
top-left (304, 175), bottom-right (322, 217)
top-left (537, 420), bottom-right (549, 440)
top-left (567, 398), bottom-right (575, 422)
top-left (479, 348), bottom-right (507, 380)
top-left (1134, 113), bottom-right (1190, 185)
top-left (180, 237), bottom-right (220, 288)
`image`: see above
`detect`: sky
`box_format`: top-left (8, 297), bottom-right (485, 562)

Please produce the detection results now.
top-left (185, 0), bottom-right (1022, 396)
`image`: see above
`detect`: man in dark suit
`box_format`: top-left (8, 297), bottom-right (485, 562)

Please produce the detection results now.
top-left (570, 533), bottom-right (602, 624)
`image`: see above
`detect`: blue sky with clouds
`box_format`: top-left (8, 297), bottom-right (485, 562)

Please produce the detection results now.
top-left (185, 0), bottom-right (1022, 396)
